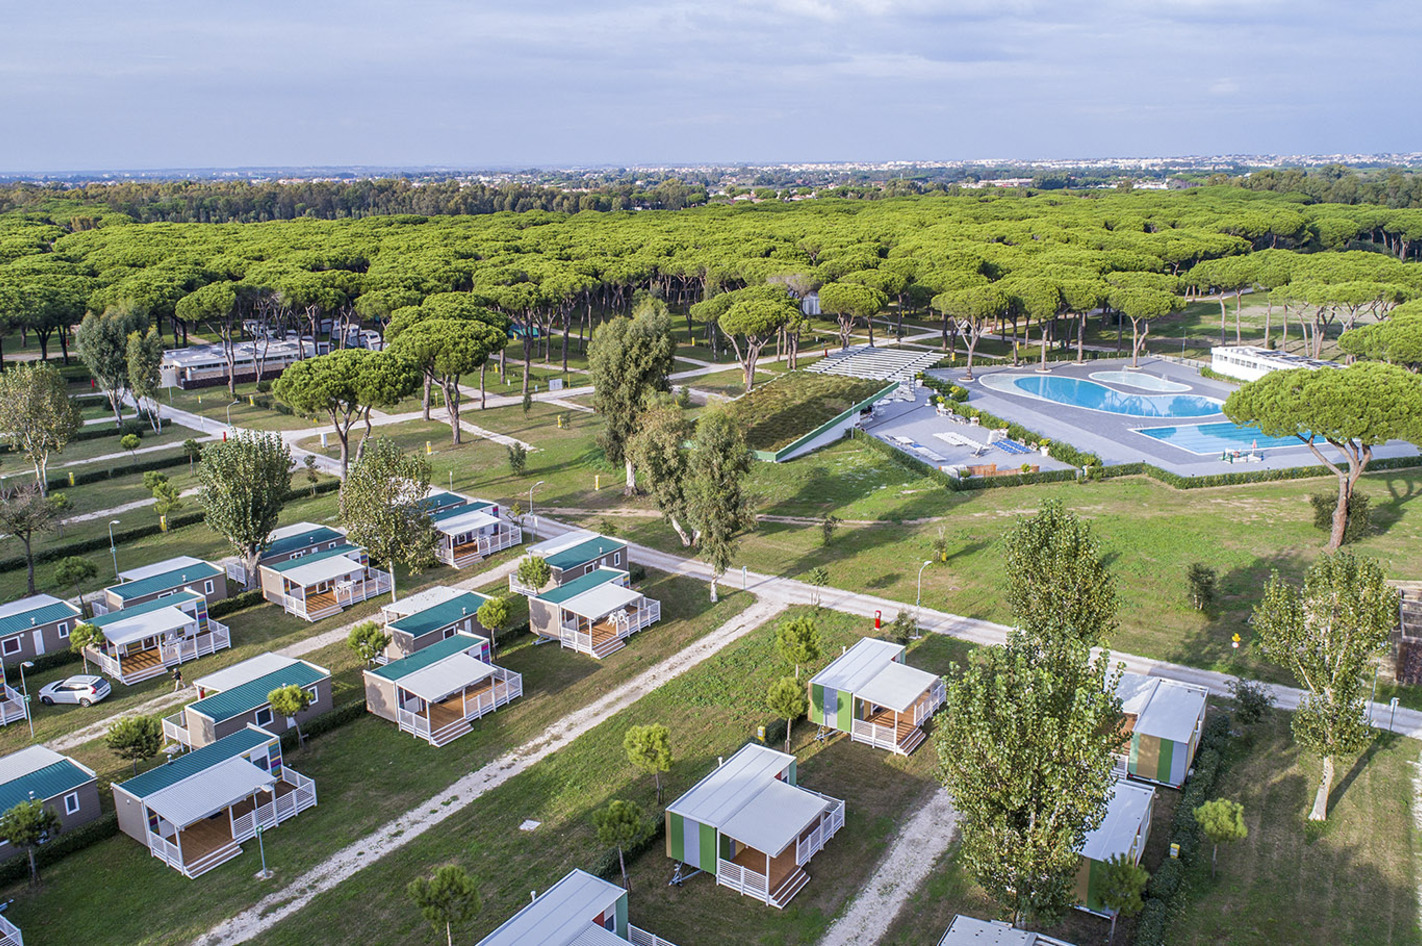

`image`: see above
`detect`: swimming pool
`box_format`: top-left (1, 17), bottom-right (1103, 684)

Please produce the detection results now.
top-left (1088, 371), bottom-right (1193, 393)
top-left (980, 374), bottom-right (1223, 417)
top-left (1135, 423), bottom-right (1303, 455)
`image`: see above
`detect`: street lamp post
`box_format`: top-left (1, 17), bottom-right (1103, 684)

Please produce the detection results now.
top-left (916, 560), bottom-right (933, 609)
top-left (108, 519), bottom-right (122, 579)
top-left (226, 402), bottom-right (233, 427)
top-left (528, 480), bottom-right (546, 529)
top-left (18, 661), bottom-right (34, 740)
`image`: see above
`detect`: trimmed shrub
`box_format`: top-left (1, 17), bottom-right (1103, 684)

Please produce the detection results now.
top-left (1147, 856), bottom-right (1184, 901)
top-left (209, 590), bottom-right (265, 619)
top-left (1135, 897), bottom-right (1169, 946)
top-left (0, 812), bottom-right (119, 885)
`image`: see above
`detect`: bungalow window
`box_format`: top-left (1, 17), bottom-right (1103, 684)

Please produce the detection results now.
top-left (255, 706), bottom-right (274, 727)
top-left (306, 686), bottom-right (318, 702)
top-left (204, 580), bottom-right (215, 595)
top-left (0, 637), bottom-right (20, 657)
top-left (64, 791), bottom-right (81, 815)
top-left (57, 622), bottom-right (70, 639)
top-left (443, 627), bottom-right (457, 640)
top-left (158, 590), bottom-right (175, 598)
top-left (613, 552), bottom-right (621, 566)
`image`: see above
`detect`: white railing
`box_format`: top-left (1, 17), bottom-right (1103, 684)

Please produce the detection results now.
top-left (183, 839), bottom-right (242, 878)
top-left (915, 679), bottom-right (947, 726)
top-left (224, 560), bottom-right (252, 588)
top-left (90, 599), bottom-right (110, 616)
top-left (0, 685), bottom-right (28, 727)
top-left (160, 621), bottom-right (231, 666)
top-left (621, 600), bottom-right (661, 638)
top-left (508, 574), bottom-right (540, 596)
top-left (232, 770), bottom-right (317, 841)
top-left (716, 858), bottom-right (770, 902)
top-left (851, 718), bottom-right (901, 752)
top-left (147, 832), bottom-right (184, 869)
top-left (335, 570), bottom-right (393, 608)
top-left (796, 795), bottom-right (846, 865)
top-left (283, 592), bottom-right (342, 622)
top-left (0, 912), bottom-right (22, 946)
top-left (466, 670), bottom-right (523, 720)
top-left (162, 712), bottom-right (192, 746)
top-left (86, 647), bottom-right (125, 681)
top-left (560, 625), bottom-right (594, 653)
top-left (397, 707), bottom-right (432, 739)
top-left (628, 926), bottom-right (678, 946)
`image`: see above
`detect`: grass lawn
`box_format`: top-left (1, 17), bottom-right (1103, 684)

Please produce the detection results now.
top-left (45, 422), bottom-right (199, 467)
top-left (161, 382), bottom-right (324, 432)
top-left (235, 608), bottom-right (969, 946)
top-left (683, 366), bottom-right (784, 399)
top-left (0, 572), bottom-right (753, 945)
top-left (1169, 713), bottom-right (1422, 946)
top-left (731, 372), bottom-right (889, 453)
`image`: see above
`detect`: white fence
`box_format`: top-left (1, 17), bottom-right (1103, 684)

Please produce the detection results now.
top-left (0, 685), bottom-right (28, 728)
top-left (440, 527), bottom-right (523, 568)
top-left (716, 858), bottom-right (770, 902)
top-left (628, 926), bottom-right (678, 946)
top-left (795, 794), bottom-right (845, 865)
top-left (231, 768), bottom-right (317, 841)
top-left (850, 718), bottom-right (902, 752)
top-left (0, 912), bottom-right (22, 946)
top-left (162, 712), bottom-right (191, 746)
top-left (161, 620), bottom-right (231, 665)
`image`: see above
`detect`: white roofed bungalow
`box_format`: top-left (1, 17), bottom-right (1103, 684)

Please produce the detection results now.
top-left (222, 521), bottom-right (348, 589)
top-left (257, 544), bottom-right (392, 622)
top-left (112, 725), bottom-right (316, 878)
top-left (82, 590), bottom-right (231, 685)
top-left (1115, 673), bottom-right (1209, 788)
top-left (428, 496), bottom-right (522, 569)
top-left (1074, 778), bottom-right (1155, 916)
top-left (379, 585), bottom-right (492, 662)
top-left (527, 568), bottom-right (661, 659)
top-left (938, 915), bottom-right (1076, 946)
top-left (665, 744), bottom-right (845, 909)
top-left (474, 868), bottom-right (677, 946)
top-left (363, 632), bottom-right (522, 747)
top-left (808, 638), bottom-right (946, 755)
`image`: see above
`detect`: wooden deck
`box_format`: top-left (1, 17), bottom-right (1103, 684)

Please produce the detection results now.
top-left (428, 677), bottom-right (497, 729)
top-left (180, 815), bottom-right (235, 866)
top-left (731, 843), bottom-right (800, 892)
top-left (230, 780), bottom-right (297, 820)
top-left (305, 590), bottom-right (338, 612)
top-left (121, 646), bottom-right (164, 676)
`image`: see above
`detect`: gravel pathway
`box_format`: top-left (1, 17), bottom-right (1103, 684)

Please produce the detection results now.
top-left (818, 788), bottom-right (960, 946)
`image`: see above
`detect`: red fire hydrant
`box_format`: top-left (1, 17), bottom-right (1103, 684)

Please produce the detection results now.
top-left (874, 610), bottom-right (881, 629)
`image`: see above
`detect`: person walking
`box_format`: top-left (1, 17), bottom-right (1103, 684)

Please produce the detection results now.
top-left (172, 667), bottom-right (184, 692)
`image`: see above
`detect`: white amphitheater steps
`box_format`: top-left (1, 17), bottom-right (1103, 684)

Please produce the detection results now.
top-left (806, 345), bottom-right (942, 383)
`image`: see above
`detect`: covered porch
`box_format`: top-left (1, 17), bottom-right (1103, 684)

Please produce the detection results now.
top-left (87, 606), bottom-right (232, 685)
top-left (394, 655), bottom-right (523, 746)
top-left (550, 585), bottom-right (662, 659)
top-left (434, 508), bottom-right (522, 569)
top-left (142, 756), bottom-right (316, 879)
top-left (714, 780), bottom-right (846, 908)
top-left (276, 557), bottom-right (392, 622)
top-left (850, 666), bottom-right (946, 756)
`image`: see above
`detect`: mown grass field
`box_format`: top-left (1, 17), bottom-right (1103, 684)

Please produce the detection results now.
top-left (732, 372), bottom-right (889, 452)
top-left (1, 571), bottom-right (751, 945)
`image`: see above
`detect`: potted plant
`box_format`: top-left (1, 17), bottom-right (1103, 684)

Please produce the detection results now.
top-left (1038, 439), bottom-right (1051, 457)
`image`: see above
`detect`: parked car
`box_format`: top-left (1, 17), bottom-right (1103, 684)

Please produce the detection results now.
top-left (38, 675), bottom-right (112, 707)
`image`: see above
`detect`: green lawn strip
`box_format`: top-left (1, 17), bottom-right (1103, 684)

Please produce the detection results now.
top-left (730, 372), bottom-right (887, 452)
top-left (1169, 713), bottom-right (1422, 946)
top-left (0, 574), bottom-right (751, 945)
top-left (161, 382), bottom-right (325, 432)
top-left (46, 422), bottom-right (198, 466)
top-left (244, 609), bottom-right (967, 946)
top-left (682, 367), bottom-right (785, 399)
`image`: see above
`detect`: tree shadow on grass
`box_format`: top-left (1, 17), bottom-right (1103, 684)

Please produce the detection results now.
top-left (1329, 730), bottom-right (1399, 814)
top-left (1163, 549), bottom-right (1312, 673)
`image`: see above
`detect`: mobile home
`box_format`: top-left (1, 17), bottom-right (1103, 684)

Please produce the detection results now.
top-left (164, 653), bottom-right (332, 748)
top-left (808, 638), bottom-right (945, 755)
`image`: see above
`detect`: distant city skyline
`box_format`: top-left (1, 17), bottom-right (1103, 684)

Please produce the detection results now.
top-left (2, 1), bottom-right (1416, 172)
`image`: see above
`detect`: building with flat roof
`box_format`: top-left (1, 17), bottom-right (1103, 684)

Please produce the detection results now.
top-left (0, 746), bottom-right (101, 861)
top-left (474, 868), bottom-right (676, 946)
top-left (1209, 345), bottom-right (1341, 382)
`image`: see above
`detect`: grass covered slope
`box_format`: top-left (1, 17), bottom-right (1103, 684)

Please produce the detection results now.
top-left (731, 371), bottom-right (888, 453)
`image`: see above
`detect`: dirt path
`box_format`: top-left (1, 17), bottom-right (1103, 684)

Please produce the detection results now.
top-left (818, 788), bottom-right (960, 946)
top-left (193, 595), bottom-right (787, 946)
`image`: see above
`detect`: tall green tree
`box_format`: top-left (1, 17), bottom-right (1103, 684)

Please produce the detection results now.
top-left (407, 864), bottom-right (481, 946)
top-left (775, 615), bottom-right (822, 679)
top-left (719, 295), bottom-right (797, 392)
top-left (126, 327), bottom-right (165, 433)
top-left (175, 281), bottom-right (241, 397)
top-left (340, 436), bottom-right (436, 574)
top-left (105, 715), bottom-right (163, 776)
top-left (0, 360), bottom-right (82, 493)
top-left (197, 431), bottom-right (292, 584)
top-left (0, 484), bottom-right (67, 595)
top-left (1099, 852), bottom-right (1150, 943)
top-left (628, 395), bottom-right (695, 546)
top-left (1194, 798), bottom-right (1247, 878)
top-left (593, 799), bottom-right (648, 890)
top-left (388, 319), bottom-right (504, 445)
top-left (1225, 364), bottom-right (1422, 549)
top-left (588, 299), bottom-right (677, 493)
top-left (685, 407), bottom-right (754, 601)
top-left (818, 282), bottom-right (888, 350)
top-left (268, 684), bottom-right (313, 744)
top-left (1107, 287), bottom-right (1181, 368)
top-left (54, 555), bottom-right (98, 616)
top-left (1252, 553), bottom-right (1395, 821)
top-left (623, 723), bottom-right (673, 802)
top-left (0, 800), bottom-right (61, 887)
top-left (931, 285), bottom-right (1009, 380)
top-left (69, 621), bottom-right (103, 674)
top-left (347, 620), bottom-right (391, 665)
top-left (275, 349), bottom-right (417, 477)
top-left (475, 595), bottom-right (511, 658)
top-left (766, 676), bottom-right (808, 753)
top-left (76, 306), bottom-right (146, 427)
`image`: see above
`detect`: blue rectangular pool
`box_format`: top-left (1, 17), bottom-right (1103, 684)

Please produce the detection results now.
top-left (1134, 423), bottom-right (1303, 455)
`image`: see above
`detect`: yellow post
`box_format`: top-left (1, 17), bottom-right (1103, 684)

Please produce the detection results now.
top-left (595, 474), bottom-right (600, 491)
top-left (68, 471), bottom-right (75, 486)
top-left (426, 440), bottom-right (432, 455)
top-left (159, 515), bottom-right (168, 533)
top-left (557, 415), bottom-right (563, 429)
top-left (249, 395), bottom-right (255, 406)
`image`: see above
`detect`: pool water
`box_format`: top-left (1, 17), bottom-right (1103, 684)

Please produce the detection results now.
top-left (1088, 371), bottom-right (1193, 393)
top-left (984, 374), bottom-right (1223, 417)
top-left (1135, 423), bottom-right (1302, 455)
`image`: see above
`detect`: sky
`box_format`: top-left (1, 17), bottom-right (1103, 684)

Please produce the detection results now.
top-left (1, 0), bottom-right (1418, 172)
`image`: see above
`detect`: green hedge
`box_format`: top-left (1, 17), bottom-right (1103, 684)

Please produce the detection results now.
top-left (1101, 453), bottom-right (1422, 490)
top-left (916, 374), bottom-right (1104, 469)
top-left (66, 415), bottom-right (168, 443)
top-left (208, 589), bottom-right (265, 619)
top-left (0, 812), bottom-right (119, 885)
top-left (44, 449), bottom-right (191, 491)
top-left (278, 699), bottom-right (368, 751)
top-left (5, 647), bottom-right (83, 675)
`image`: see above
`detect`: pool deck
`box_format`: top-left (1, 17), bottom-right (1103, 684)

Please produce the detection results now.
top-left (925, 357), bottom-right (1420, 479)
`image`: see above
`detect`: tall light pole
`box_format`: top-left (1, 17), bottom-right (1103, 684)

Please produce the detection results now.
top-left (108, 519), bottom-right (122, 579)
top-left (18, 661), bottom-right (34, 740)
top-left (528, 480), bottom-right (546, 525)
top-left (916, 560), bottom-right (933, 609)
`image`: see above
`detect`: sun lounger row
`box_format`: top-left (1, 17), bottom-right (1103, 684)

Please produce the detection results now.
top-left (933, 431), bottom-right (990, 457)
top-left (883, 435), bottom-right (945, 462)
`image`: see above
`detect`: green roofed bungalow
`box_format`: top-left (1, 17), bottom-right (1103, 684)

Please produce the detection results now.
top-left (510, 529), bottom-right (628, 595)
top-left (665, 744), bottom-right (844, 909)
top-left (99, 555), bottom-right (226, 614)
top-left (223, 521), bottom-right (349, 588)
top-left (808, 638), bottom-right (946, 755)
top-left (83, 590), bottom-right (231, 685)
top-left (1115, 673), bottom-right (1209, 788)
top-left (475, 868), bottom-right (676, 946)
top-left (429, 495), bottom-right (523, 568)
top-left (0, 746), bottom-right (102, 862)
top-left (527, 568), bottom-right (661, 659)
top-left (1074, 778), bottom-right (1155, 916)
top-left (364, 632), bottom-right (520, 746)
top-left (0, 592), bottom-right (82, 670)
top-left (379, 585), bottom-right (492, 661)
top-left (113, 724), bottom-right (317, 879)
top-left (163, 653), bottom-right (332, 749)
top-left (257, 544), bottom-right (392, 622)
